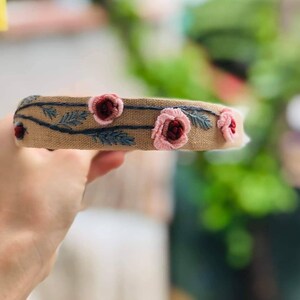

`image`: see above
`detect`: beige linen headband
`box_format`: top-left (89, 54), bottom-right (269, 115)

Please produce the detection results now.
top-left (13, 94), bottom-right (246, 151)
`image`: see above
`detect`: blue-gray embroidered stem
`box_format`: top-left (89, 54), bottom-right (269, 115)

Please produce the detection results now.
top-left (18, 95), bottom-right (40, 109)
top-left (15, 101), bottom-right (87, 114)
top-left (15, 114), bottom-right (152, 134)
top-left (125, 105), bottom-right (219, 117)
top-left (87, 130), bottom-right (135, 146)
top-left (14, 114), bottom-right (145, 146)
top-left (15, 101), bottom-right (219, 117)
top-left (42, 107), bottom-right (57, 120)
top-left (182, 109), bottom-right (213, 130)
top-left (22, 95), bottom-right (40, 104)
top-left (58, 111), bottom-right (88, 128)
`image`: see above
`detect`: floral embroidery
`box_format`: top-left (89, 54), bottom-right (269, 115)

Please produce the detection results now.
top-left (151, 108), bottom-right (191, 150)
top-left (18, 95), bottom-right (40, 108)
top-left (181, 109), bottom-right (212, 130)
top-left (58, 111), bottom-right (88, 128)
top-left (87, 130), bottom-right (135, 146)
top-left (217, 109), bottom-right (237, 142)
top-left (42, 107), bottom-right (57, 120)
top-left (14, 122), bottom-right (26, 140)
top-left (88, 94), bottom-right (124, 126)
top-left (14, 97), bottom-right (221, 148)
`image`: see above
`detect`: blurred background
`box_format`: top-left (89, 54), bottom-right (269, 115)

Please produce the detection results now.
top-left (1, 0), bottom-right (300, 299)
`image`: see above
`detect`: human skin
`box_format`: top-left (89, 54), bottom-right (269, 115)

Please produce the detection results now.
top-left (0, 115), bottom-right (125, 300)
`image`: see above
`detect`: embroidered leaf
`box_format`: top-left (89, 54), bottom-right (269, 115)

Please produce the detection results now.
top-left (42, 107), bottom-right (57, 120)
top-left (88, 130), bottom-right (135, 146)
top-left (19, 95), bottom-right (40, 108)
top-left (58, 111), bottom-right (88, 128)
top-left (183, 110), bottom-right (212, 130)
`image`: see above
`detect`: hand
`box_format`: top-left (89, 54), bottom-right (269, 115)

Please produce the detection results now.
top-left (0, 115), bottom-right (125, 300)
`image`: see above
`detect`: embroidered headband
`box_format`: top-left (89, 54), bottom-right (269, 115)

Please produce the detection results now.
top-left (13, 94), bottom-right (246, 151)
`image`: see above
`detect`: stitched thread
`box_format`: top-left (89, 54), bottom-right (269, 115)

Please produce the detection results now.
top-left (58, 111), bottom-right (89, 128)
top-left (14, 97), bottom-right (237, 150)
top-left (88, 94), bottom-right (124, 126)
top-left (181, 109), bottom-right (212, 130)
top-left (217, 109), bottom-right (237, 142)
top-left (14, 114), bottom-right (153, 134)
top-left (14, 114), bottom-right (140, 146)
top-left (15, 101), bottom-right (219, 117)
top-left (42, 107), bottom-right (57, 120)
top-left (18, 95), bottom-right (40, 109)
top-left (15, 102), bottom-right (87, 115)
top-left (125, 105), bottom-right (219, 116)
top-left (88, 130), bottom-right (135, 146)
top-left (14, 122), bottom-right (26, 140)
top-left (151, 108), bottom-right (191, 150)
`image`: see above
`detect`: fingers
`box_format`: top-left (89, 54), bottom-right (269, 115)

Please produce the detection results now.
top-left (51, 149), bottom-right (125, 182)
top-left (87, 151), bottom-right (125, 183)
top-left (51, 149), bottom-right (98, 173)
top-left (40, 251), bottom-right (58, 282)
top-left (74, 149), bottom-right (99, 162)
top-left (0, 115), bottom-right (39, 163)
top-left (0, 115), bottom-right (20, 155)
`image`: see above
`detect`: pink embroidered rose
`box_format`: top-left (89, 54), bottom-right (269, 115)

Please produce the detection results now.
top-left (217, 109), bottom-right (237, 142)
top-left (88, 94), bottom-right (124, 125)
top-left (151, 108), bottom-right (191, 150)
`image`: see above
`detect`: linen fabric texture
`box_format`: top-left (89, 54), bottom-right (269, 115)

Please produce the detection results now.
top-left (13, 95), bottom-right (245, 151)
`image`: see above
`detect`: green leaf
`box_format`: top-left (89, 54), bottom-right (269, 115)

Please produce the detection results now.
top-left (42, 107), bottom-right (57, 120)
top-left (88, 130), bottom-right (135, 146)
top-left (183, 110), bottom-right (212, 130)
top-left (58, 111), bottom-right (88, 128)
top-left (19, 95), bottom-right (40, 108)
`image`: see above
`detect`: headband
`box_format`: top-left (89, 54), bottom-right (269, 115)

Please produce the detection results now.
top-left (13, 94), bottom-right (246, 151)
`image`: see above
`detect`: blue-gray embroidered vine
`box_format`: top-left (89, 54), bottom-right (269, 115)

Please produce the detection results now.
top-left (14, 114), bottom-right (152, 146)
top-left (14, 99), bottom-right (217, 146)
top-left (15, 101), bottom-right (219, 117)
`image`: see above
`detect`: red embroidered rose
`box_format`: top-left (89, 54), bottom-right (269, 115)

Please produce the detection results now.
top-left (88, 94), bottom-right (124, 125)
top-left (217, 109), bottom-right (237, 142)
top-left (151, 108), bottom-right (191, 150)
top-left (14, 122), bottom-right (26, 140)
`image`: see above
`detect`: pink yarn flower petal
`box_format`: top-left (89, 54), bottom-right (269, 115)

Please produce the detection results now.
top-left (152, 108), bottom-right (191, 150)
top-left (88, 94), bottom-right (124, 126)
top-left (217, 109), bottom-right (237, 142)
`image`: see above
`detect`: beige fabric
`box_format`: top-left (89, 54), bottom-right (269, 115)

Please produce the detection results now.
top-left (14, 96), bottom-right (245, 150)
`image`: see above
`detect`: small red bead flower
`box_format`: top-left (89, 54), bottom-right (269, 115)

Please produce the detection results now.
top-left (88, 94), bottom-right (124, 126)
top-left (14, 122), bottom-right (26, 140)
top-left (151, 108), bottom-right (191, 150)
top-left (217, 109), bottom-right (237, 142)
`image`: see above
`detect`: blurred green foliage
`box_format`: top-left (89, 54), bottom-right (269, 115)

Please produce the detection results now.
top-left (186, 0), bottom-right (279, 76)
top-left (105, 0), bottom-right (300, 269)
